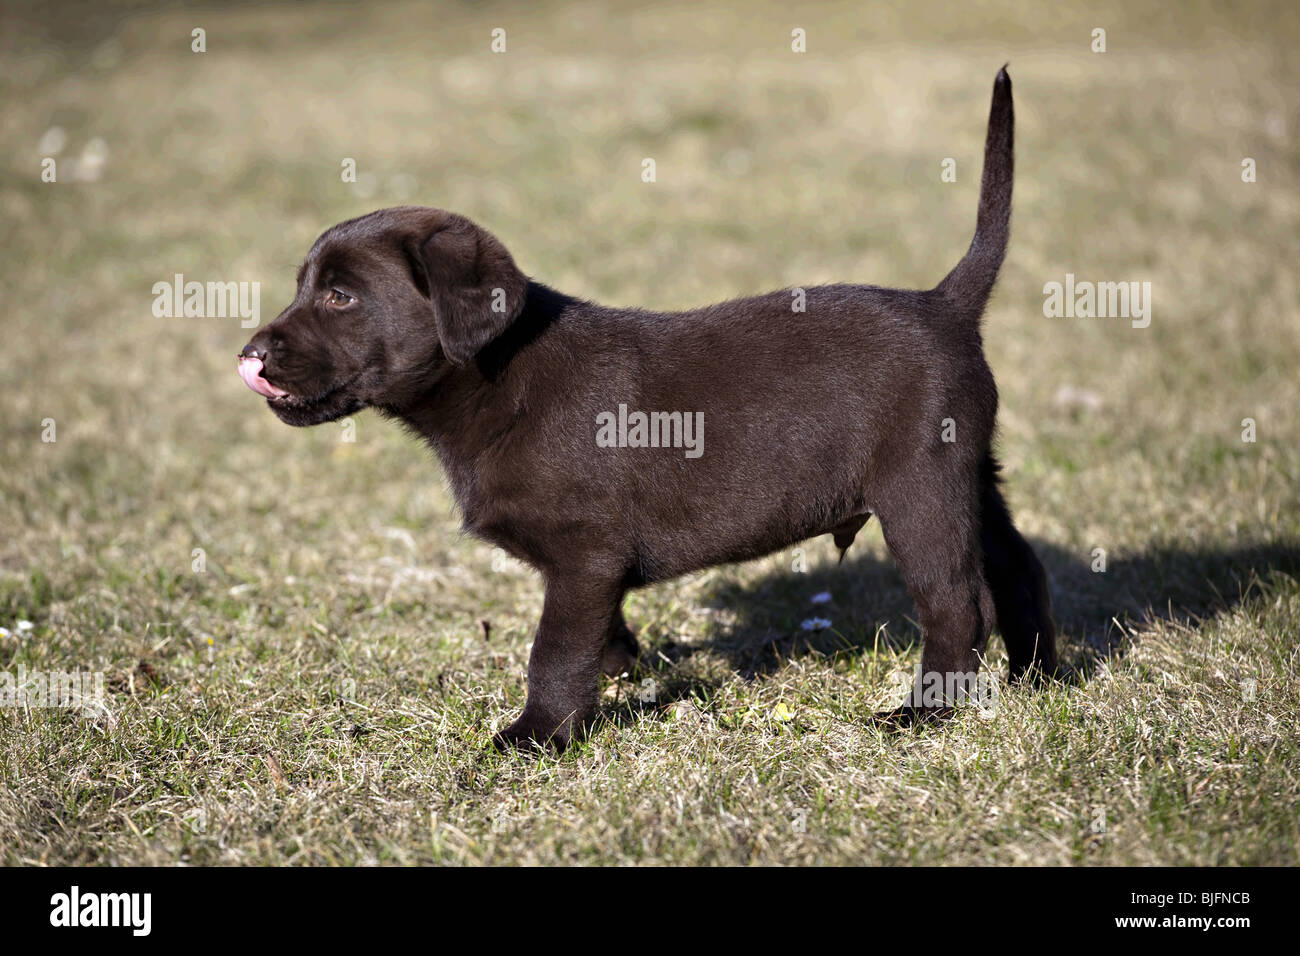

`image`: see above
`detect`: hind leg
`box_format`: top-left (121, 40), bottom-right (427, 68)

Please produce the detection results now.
top-left (980, 458), bottom-right (1058, 681)
top-left (875, 485), bottom-right (995, 719)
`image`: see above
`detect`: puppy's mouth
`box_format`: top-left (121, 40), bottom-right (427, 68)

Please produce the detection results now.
top-left (237, 355), bottom-right (363, 421)
top-left (237, 356), bottom-right (289, 399)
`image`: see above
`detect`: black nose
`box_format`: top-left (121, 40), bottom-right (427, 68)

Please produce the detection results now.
top-left (240, 342), bottom-right (267, 361)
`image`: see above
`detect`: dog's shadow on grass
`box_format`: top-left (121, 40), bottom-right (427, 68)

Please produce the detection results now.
top-left (633, 538), bottom-right (1300, 691)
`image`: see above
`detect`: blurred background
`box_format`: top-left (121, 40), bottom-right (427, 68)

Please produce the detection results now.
top-left (1, 1), bottom-right (1298, 865)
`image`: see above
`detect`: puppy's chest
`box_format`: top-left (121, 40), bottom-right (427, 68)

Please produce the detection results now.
top-left (443, 459), bottom-right (543, 547)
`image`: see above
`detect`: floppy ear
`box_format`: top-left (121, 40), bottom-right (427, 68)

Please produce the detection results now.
top-left (417, 214), bottom-right (528, 365)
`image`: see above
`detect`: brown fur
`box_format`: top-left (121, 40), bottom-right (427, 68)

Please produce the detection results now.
top-left (240, 68), bottom-right (1057, 750)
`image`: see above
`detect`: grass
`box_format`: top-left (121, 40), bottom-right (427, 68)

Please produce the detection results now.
top-left (1, 0), bottom-right (1299, 865)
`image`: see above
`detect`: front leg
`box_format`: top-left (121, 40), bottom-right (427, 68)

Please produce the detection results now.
top-left (601, 603), bottom-right (641, 677)
top-left (494, 576), bottom-right (621, 752)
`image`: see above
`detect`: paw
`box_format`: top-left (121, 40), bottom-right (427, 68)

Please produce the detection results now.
top-left (491, 709), bottom-right (580, 753)
top-left (601, 625), bottom-right (641, 677)
top-left (601, 639), bottom-right (640, 678)
top-left (871, 705), bottom-right (954, 730)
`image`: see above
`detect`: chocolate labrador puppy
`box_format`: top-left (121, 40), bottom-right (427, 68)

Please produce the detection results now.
top-left (239, 68), bottom-right (1056, 750)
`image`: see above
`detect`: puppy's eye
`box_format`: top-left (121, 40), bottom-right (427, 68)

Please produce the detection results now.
top-left (325, 288), bottom-right (355, 308)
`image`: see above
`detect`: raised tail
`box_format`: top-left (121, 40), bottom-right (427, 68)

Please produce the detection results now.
top-left (934, 66), bottom-right (1014, 314)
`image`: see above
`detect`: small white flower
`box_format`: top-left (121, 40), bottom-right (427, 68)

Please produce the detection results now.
top-left (1053, 385), bottom-right (1102, 412)
top-left (38, 126), bottom-right (67, 155)
top-left (16, 620), bottom-right (34, 632)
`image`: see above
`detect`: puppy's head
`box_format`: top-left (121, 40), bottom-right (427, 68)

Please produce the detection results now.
top-left (238, 206), bottom-right (527, 426)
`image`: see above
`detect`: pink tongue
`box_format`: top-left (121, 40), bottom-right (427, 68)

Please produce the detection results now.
top-left (238, 356), bottom-right (288, 398)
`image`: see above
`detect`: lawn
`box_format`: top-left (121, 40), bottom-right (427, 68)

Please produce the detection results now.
top-left (1, 0), bottom-right (1298, 865)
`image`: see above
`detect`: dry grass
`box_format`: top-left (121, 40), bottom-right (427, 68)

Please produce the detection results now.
top-left (1, 0), bottom-right (1298, 865)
